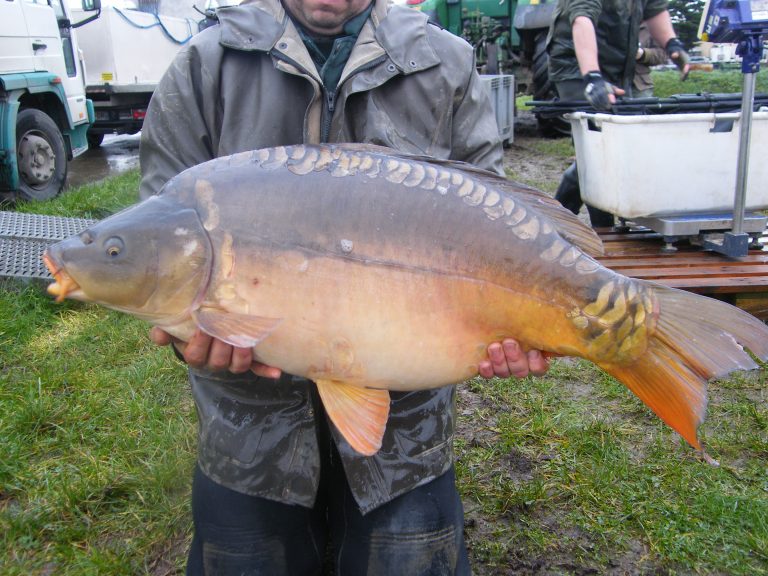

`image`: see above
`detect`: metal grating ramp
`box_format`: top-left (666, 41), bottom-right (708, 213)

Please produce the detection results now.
top-left (0, 211), bottom-right (96, 280)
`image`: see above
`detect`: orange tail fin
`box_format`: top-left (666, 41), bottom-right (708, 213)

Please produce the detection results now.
top-left (600, 283), bottom-right (768, 451)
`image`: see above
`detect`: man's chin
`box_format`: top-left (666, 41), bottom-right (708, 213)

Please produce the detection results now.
top-left (305, 14), bottom-right (346, 34)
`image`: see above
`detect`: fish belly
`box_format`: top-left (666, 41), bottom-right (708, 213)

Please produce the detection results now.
top-left (205, 245), bottom-right (585, 391)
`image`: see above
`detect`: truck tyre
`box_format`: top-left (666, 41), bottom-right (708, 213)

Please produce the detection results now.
top-left (16, 109), bottom-right (67, 201)
top-left (531, 31), bottom-right (571, 137)
top-left (87, 131), bottom-right (104, 148)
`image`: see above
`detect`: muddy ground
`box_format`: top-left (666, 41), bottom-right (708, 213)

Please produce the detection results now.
top-left (460, 115), bottom-right (653, 575)
top-left (501, 112), bottom-right (572, 193)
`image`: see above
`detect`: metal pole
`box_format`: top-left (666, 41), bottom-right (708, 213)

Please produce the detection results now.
top-left (732, 72), bottom-right (755, 235)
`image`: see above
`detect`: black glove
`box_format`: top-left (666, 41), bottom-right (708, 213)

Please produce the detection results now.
top-left (665, 37), bottom-right (690, 79)
top-left (582, 71), bottom-right (616, 111)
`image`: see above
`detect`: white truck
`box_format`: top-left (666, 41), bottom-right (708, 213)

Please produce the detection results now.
top-left (69, 4), bottom-right (199, 147)
top-left (0, 0), bottom-right (101, 201)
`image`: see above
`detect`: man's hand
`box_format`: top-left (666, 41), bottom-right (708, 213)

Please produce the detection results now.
top-left (149, 327), bottom-right (282, 379)
top-left (478, 339), bottom-right (550, 379)
top-left (582, 71), bottom-right (624, 111)
top-left (665, 37), bottom-right (690, 80)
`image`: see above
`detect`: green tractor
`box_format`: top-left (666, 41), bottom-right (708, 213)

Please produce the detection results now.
top-left (404, 0), bottom-right (562, 132)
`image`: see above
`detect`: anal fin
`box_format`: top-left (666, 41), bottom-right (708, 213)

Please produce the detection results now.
top-left (316, 379), bottom-right (390, 456)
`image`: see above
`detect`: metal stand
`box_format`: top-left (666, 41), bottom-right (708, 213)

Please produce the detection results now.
top-left (704, 32), bottom-right (764, 257)
top-left (631, 212), bottom-right (768, 252)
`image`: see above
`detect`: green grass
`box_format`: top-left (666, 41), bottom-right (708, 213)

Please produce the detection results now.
top-left (1, 170), bottom-right (195, 574)
top-left (457, 361), bottom-right (768, 574)
top-left (651, 68), bottom-right (768, 97)
top-left (1, 170), bottom-right (767, 574)
top-left (524, 137), bottom-right (574, 159)
top-left (0, 281), bottom-right (195, 574)
top-left (10, 170), bottom-right (141, 219)
top-left (516, 68), bottom-right (768, 106)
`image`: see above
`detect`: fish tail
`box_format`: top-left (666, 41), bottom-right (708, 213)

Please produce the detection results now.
top-left (599, 283), bottom-right (768, 450)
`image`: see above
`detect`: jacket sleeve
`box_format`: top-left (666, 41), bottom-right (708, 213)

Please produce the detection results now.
top-left (642, 0), bottom-right (669, 22)
top-left (139, 35), bottom-right (222, 200)
top-left (563, 0), bottom-right (604, 26)
top-left (449, 59), bottom-right (505, 176)
top-left (640, 46), bottom-right (669, 66)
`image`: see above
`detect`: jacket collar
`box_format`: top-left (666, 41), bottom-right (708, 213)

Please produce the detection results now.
top-left (373, 4), bottom-right (440, 74)
top-left (217, 0), bottom-right (440, 74)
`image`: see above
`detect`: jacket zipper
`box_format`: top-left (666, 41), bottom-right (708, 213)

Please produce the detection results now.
top-left (321, 89), bottom-right (336, 143)
top-left (321, 55), bottom-right (389, 143)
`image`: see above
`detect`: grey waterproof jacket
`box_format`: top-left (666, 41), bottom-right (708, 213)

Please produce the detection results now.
top-left (546, 0), bottom-right (669, 89)
top-left (139, 0), bottom-right (503, 513)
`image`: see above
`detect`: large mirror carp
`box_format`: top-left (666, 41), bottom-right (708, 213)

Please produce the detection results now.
top-left (44, 144), bottom-right (768, 457)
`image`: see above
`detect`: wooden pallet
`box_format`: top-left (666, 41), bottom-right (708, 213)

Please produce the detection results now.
top-left (596, 227), bottom-right (768, 321)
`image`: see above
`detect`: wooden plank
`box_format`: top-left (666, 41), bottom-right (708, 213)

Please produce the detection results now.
top-left (611, 264), bottom-right (768, 279)
top-left (600, 255), bottom-right (768, 268)
top-left (595, 227), bottom-right (768, 304)
top-left (655, 277), bottom-right (768, 292)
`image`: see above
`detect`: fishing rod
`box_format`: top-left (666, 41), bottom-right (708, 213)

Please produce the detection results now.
top-left (527, 93), bottom-right (768, 117)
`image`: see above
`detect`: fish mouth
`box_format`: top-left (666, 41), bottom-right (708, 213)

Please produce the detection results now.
top-left (42, 251), bottom-right (81, 303)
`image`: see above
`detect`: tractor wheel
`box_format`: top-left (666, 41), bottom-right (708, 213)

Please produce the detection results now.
top-left (531, 31), bottom-right (571, 137)
top-left (15, 109), bottom-right (67, 201)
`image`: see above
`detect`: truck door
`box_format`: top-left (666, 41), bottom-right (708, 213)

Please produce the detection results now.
top-left (0, 0), bottom-right (34, 73)
top-left (21, 0), bottom-right (89, 126)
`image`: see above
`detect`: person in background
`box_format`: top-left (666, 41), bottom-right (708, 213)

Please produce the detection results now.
top-left (139, 0), bottom-right (550, 573)
top-left (633, 22), bottom-right (671, 98)
top-left (546, 0), bottom-right (690, 228)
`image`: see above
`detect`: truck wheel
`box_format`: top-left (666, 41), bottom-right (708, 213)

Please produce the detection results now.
top-left (87, 131), bottom-right (104, 148)
top-left (531, 31), bottom-right (571, 137)
top-left (16, 109), bottom-right (67, 201)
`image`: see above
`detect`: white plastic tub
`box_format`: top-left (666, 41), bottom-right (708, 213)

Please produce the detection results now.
top-left (568, 111), bottom-right (768, 218)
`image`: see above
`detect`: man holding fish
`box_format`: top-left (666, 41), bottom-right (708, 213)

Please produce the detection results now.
top-left (139, 0), bottom-right (548, 572)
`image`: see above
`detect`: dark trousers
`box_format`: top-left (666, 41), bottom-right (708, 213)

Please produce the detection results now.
top-left (186, 443), bottom-right (470, 575)
top-left (554, 79), bottom-right (615, 228)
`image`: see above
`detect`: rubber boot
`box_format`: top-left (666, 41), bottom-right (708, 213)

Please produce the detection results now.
top-left (554, 162), bottom-right (582, 215)
top-left (586, 204), bottom-right (615, 228)
top-left (555, 163), bottom-right (615, 228)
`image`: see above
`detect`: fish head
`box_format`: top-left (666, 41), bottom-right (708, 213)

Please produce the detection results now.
top-left (43, 196), bottom-right (212, 322)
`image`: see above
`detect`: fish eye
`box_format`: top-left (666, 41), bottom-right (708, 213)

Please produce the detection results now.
top-left (105, 237), bottom-right (124, 258)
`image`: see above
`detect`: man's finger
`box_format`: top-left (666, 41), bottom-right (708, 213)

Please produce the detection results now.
top-left (230, 346), bottom-right (254, 374)
top-left (183, 330), bottom-right (215, 368)
top-left (527, 349), bottom-right (550, 376)
top-left (488, 341), bottom-right (512, 378)
top-left (149, 326), bottom-right (173, 346)
top-left (477, 360), bottom-right (494, 379)
top-left (502, 339), bottom-right (529, 378)
top-left (250, 362), bottom-right (282, 379)
top-left (206, 337), bottom-right (235, 371)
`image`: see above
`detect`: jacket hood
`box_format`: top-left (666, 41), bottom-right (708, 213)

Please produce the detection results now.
top-left (216, 0), bottom-right (440, 74)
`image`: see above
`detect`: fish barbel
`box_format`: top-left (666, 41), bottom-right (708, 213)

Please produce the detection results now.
top-left (43, 143), bottom-right (768, 456)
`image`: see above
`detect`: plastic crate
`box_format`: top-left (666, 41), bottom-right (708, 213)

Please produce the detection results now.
top-left (480, 74), bottom-right (515, 145)
top-left (568, 110), bottom-right (768, 218)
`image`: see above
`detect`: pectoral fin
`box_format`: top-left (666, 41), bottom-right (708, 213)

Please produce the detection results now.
top-left (316, 379), bottom-right (390, 456)
top-left (193, 306), bottom-right (282, 347)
